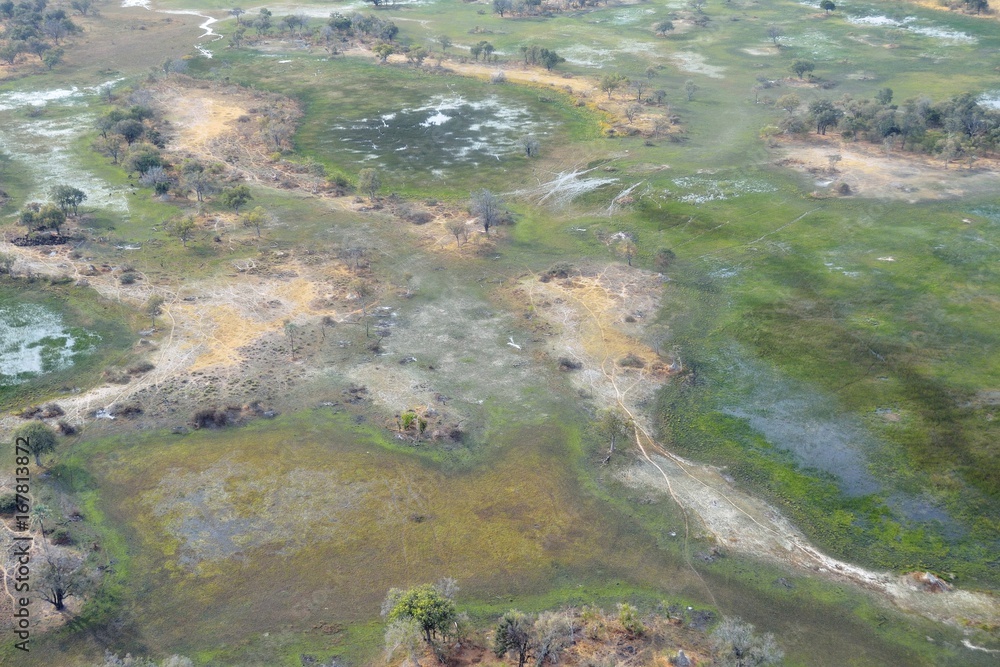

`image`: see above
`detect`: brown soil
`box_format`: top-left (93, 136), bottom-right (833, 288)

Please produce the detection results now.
top-left (774, 135), bottom-right (1000, 201)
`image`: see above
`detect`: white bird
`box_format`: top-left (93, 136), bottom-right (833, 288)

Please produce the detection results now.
top-left (507, 337), bottom-right (521, 350)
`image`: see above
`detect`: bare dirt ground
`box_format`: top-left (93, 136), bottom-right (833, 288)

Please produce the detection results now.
top-left (0, 237), bottom-right (367, 432)
top-left (511, 261), bottom-right (1000, 632)
top-left (774, 135), bottom-right (1000, 201)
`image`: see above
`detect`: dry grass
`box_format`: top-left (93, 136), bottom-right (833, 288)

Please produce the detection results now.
top-left (775, 135), bottom-right (1000, 201)
top-left (160, 91), bottom-right (248, 154)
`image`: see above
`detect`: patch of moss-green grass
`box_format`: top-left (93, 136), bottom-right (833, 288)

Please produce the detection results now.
top-left (0, 279), bottom-right (138, 410)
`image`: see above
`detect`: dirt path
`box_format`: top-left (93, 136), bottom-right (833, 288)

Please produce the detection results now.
top-left (518, 262), bottom-right (999, 632)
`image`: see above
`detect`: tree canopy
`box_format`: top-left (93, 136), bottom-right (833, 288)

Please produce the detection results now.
top-left (16, 421), bottom-right (58, 466)
top-left (383, 584), bottom-right (457, 643)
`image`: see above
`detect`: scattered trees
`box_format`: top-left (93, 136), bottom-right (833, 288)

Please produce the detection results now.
top-left (20, 202), bottom-right (66, 235)
top-left (598, 409), bottom-right (632, 460)
top-left (808, 98), bottom-right (841, 134)
top-left (539, 48), bottom-right (564, 71)
top-left (38, 548), bottom-right (93, 611)
top-left (625, 103), bottom-right (641, 124)
top-left (776, 93), bottom-right (800, 114)
top-left (630, 78), bottom-right (647, 101)
top-left (654, 19), bottom-right (675, 36)
top-left (684, 79), bottom-right (698, 101)
top-left (447, 219), bottom-right (467, 247)
top-left (493, 611), bottom-right (534, 667)
top-left (519, 135), bottom-right (541, 157)
top-left (766, 25), bottom-right (784, 46)
top-left (50, 184), bottom-right (85, 216)
top-left (145, 295), bottom-right (165, 326)
top-left (241, 205), bottom-right (269, 238)
top-left (139, 165), bottom-right (172, 194)
top-left (180, 163), bottom-right (218, 202)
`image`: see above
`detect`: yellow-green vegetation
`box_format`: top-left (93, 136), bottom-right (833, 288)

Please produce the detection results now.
top-left (3, 0), bottom-right (1000, 664)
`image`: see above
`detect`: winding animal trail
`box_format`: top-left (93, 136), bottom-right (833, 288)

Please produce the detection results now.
top-left (521, 262), bottom-right (999, 634)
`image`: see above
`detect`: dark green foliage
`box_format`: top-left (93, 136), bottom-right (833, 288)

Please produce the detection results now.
top-left (493, 610), bottom-right (533, 667)
top-left (15, 420), bottom-right (58, 465)
top-left (51, 184), bottom-right (86, 216)
top-left (383, 584), bottom-right (456, 644)
top-left (220, 184), bottom-right (253, 212)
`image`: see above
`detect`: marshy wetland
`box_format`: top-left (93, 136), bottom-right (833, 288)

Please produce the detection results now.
top-left (1, 0), bottom-right (999, 665)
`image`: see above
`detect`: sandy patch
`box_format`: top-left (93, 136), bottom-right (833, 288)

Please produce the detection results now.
top-left (742, 47), bottom-right (778, 56)
top-left (669, 51), bottom-right (725, 79)
top-left (513, 262), bottom-right (670, 415)
top-left (775, 136), bottom-right (1000, 201)
top-left (161, 91), bottom-right (248, 153)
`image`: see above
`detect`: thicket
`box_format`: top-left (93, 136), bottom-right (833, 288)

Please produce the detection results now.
top-left (0, 0), bottom-right (81, 70)
top-left (778, 89), bottom-right (1000, 164)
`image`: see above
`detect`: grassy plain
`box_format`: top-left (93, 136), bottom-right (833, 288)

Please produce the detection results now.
top-left (2, 0), bottom-right (1000, 664)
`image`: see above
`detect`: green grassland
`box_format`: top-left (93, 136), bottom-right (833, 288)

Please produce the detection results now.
top-left (0, 280), bottom-right (139, 409)
top-left (29, 409), bottom-right (993, 667)
top-left (3, 0), bottom-right (1000, 664)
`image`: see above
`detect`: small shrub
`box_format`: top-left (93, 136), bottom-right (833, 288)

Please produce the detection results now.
top-left (120, 272), bottom-right (138, 285)
top-left (51, 528), bottom-right (74, 546)
top-left (654, 248), bottom-right (676, 271)
top-left (57, 420), bottom-right (77, 435)
top-left (558, 357), bottom-right (582, 371)
top-left (128, 361), bottom-right (155, 375)
top-left (540, 263), bottom-right (573, 282)
top-left (617, 603), bottom-right (645, 637)
top-left (0, 493), bottom-right (18, 514)
top-left (192, 408), bottom-right (229, 429)
top-left (406, 210), bottom-right (434, 225)
top-left (40, 403), bottom-right (64, 418)
top-left (111, 402), bottom-right (142, 418)
top-left (619, 353), bottom-right (646, 368)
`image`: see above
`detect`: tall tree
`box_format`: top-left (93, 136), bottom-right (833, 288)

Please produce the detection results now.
top-left (493, 610), bottom-right (534, 667)
top-left (383, 584), bottom-right (457, 644)
top-left (50, 184), bottom-right (86, 216)
top-left (221, 184), bottom-right (253, 213)
top-left (15, 421), bottom-right (58, 466)
top-left (358, 168), bottom-right (382, 201)
top-left (791, 60), bottom-right (815, 79)
top-left (470, 189), bottom-right (507, 236)
top-left (600, 73), bottom-right (628, 99)
top-left (169, 216), bottom-right (197, 247)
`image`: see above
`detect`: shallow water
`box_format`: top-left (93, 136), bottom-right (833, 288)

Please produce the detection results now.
top-left (0, 302), bottom-right (99, 385)
top-left (325, 93), bottom-right (553, 170)
top-left (716, 345), bottom-right (882, 497)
